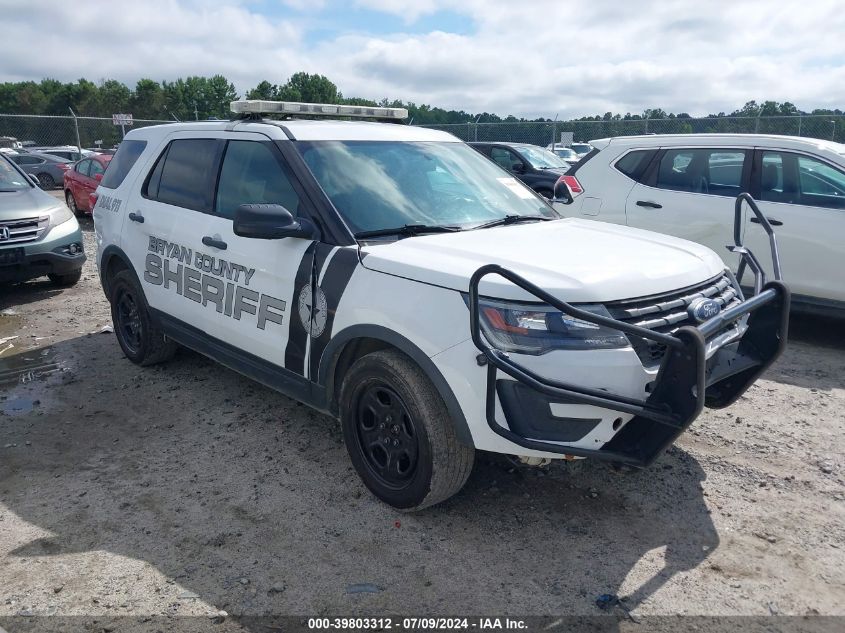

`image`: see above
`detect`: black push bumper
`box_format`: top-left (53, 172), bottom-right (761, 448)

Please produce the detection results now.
top-left (468, 193), bottom-right (790, 467)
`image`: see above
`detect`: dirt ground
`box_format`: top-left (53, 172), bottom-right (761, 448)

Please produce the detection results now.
top-left (1, 194), bottom-right (843, 629)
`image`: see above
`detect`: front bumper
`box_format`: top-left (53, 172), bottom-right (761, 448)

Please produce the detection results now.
top-left (0, 222), bottom-right (85, 283)
top-left (468, 194), bottom-right (790, 467)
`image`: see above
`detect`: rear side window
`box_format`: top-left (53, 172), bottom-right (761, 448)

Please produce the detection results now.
top-left (76, 159), bottom-right (92, 177)
top-left (100, 140), bottom-right (147, 189)
top-left (654, 148), bottom-right (746, 196)
top-left (144, 139), bottom-right (221, 212)
top-left (614, 150), bottom-right (655, 181)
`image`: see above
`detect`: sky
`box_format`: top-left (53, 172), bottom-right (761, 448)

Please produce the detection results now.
top-left (1, 0), bottom-right (844, 119)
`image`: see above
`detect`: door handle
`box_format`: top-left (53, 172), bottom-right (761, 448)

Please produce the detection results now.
top-left (750, 217), bottom-right (783, 226)
top-left (128, 212), bottom-right (144, 223)
top-left (202, 236), bottom-right (228, 250)
top-left (636, 200), bottom-right (662, 209)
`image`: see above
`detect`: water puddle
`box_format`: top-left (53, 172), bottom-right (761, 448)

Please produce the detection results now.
top-left (0, 346), bottom-right (63, 387)
top-left (3, 396), bottom-right (36, 416)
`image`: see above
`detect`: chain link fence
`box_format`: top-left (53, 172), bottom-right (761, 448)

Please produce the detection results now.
top-left (0, 114), bottom-right (171, 150)
top-left (418, 115), bottom-right (845, 146)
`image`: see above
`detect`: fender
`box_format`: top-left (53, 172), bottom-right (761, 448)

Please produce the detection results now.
top-left (318, 324), bottom-right (475, 447)
top-left (99, 244), bottom-right (140, 299)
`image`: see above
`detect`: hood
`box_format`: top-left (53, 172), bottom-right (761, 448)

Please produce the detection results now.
top-left (0, 186), bottom-right (62, 221)
top-left (360, 218), bottom-right (726, 303)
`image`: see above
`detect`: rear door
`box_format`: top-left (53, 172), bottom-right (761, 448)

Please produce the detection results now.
top-left (624, 146), bottom-right (750, 267)
top-left (744, 149), bottom-right (845, 303)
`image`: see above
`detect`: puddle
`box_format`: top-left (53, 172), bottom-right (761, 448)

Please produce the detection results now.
top-left (0, 346), bottom-right (63, 387)
top-left (2, 396), bottom-right (36, 416)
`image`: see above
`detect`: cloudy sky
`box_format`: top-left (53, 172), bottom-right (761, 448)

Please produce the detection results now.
top-left (1, 0), bottom-right (844, 118)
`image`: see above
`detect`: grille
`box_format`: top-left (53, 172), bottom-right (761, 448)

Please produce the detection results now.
top-left (606, 273), bottom-right (743, 367)
top-left (0, 216), bottom-right (49, 244)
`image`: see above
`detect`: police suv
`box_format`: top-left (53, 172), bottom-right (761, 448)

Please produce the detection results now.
top-left (94, 100), bottom-right (789, 510)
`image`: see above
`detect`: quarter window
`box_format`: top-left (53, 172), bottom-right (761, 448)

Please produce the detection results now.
top-left (614, 150), bottom-right (655, 181)
top-left (89, 160), bottom-right (105, 178)
top-left (654, 149), bottom-right (746, 196)
top-left (76, 159), bottom-right (91, 176)
top-left (215, 141), bottom-right (300, 220)
top-left (100, 139), bottom-right (147, 189)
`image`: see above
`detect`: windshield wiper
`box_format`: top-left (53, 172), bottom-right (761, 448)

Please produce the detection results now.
top-left (355, 224), bottom-right (462, 239)
top-left (472, 214), bottom-right (553, 230)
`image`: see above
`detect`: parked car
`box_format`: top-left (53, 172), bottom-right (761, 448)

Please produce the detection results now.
top-left (33, 146), bottom-right (96, 162)
top-left (570, 142), bottom-right (595, 157)
top-left (550, 146), bottom-right (581, 166)
top-left (64, 153), bottom-right (112, 215)
top-left (469, 142), bottom-right (570, 198)
top-left (9, 151), bottom-right (72, 189)
top-left (0, 153), bottom-right (85, 286)
top-left (561, 133), bottom-right (845, 313)
top-left (92, 100), bottom-right (788, 510)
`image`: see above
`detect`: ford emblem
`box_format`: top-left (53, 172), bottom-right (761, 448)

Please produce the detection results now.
top-left (688, 297), bottom-right (721, 323)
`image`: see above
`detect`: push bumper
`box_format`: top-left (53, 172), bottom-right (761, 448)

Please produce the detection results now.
top-left (468, 194), bottom-right (790, 467)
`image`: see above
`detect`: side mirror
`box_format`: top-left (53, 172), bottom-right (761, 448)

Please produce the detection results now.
top-left (233, 203), bottom-right (317, 240)
top-left (552, 177), bottom-right (573, 204)
top-left (94, 173), bottom-right (103, 183)
top-left (511, 162), bottom-right (526, 174)
top-left (27, 174), bottom-right (40, 187)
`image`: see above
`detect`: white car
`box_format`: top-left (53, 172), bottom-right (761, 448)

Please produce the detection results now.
top-left (93, 101), bottom-right (788, 510)
top-left (561, 134), bottom-right (845, 314)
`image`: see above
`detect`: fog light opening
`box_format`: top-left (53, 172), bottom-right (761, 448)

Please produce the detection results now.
top-left (612, 417), bottom-right (623, 431)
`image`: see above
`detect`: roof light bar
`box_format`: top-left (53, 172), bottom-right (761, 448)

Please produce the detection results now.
top-left (230, 100), bottom-right (408, 120)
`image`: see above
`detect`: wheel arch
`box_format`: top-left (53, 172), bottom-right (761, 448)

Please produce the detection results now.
top-left (99, 245), bottom-right (138, 300)
top-left (318, 325), bottom-right (474, 447)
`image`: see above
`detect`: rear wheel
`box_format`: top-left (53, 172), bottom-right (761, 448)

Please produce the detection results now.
top-left (48, 269), bottom-right (82, 287)
top-left (339, 349), bottom-right (474, 511)
top-left (37, 173), bottom-right (55, 189)
top-left (109, 270), bottom-right (177, 366)
top-left (65, 191), bottom-right (81, 217)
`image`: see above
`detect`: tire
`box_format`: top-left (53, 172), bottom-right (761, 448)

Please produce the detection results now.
top-left (339, 349), bottom-right (474, 511)
top-left (48, 269), bottom-right (82, 287)
top-left (109, 269), bottom-right (177, 366)
top-left (65, 191), bottom-right (81, 217)
top-left (37, 173), bottom-right (55, 189)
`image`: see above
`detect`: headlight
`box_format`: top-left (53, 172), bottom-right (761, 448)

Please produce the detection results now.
top-left (48, 205), bottom-right (74, 227)
top-left (476, 299), bottom-right (629, 354)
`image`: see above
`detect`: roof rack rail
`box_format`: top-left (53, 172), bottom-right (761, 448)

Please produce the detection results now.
top-left (230, 100), bottom-right (408, 123)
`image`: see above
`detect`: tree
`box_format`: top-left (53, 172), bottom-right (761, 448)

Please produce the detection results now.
top-left (278, 72), bottom-right (339, 103)
top-left (131, 79), bottom-right (165, 120)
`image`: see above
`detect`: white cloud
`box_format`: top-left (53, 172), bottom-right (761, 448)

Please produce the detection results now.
top-left (1, 0), bottom-right (843, 118)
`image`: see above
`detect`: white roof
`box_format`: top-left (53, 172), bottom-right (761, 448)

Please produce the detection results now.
top-left (591, 133), bottom-right (845, 155)
top-left (125, 119), bottom-right (460, 143)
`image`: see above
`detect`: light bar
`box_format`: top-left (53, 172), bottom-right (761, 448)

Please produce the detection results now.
top-left (230, 100), bottom-right (408, 120)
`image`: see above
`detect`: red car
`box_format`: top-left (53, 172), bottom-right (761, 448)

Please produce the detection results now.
top-left (64, 154), bottom-right (112, 216)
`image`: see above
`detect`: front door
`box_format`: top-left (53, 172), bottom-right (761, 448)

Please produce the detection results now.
top-left (744, 149), bottom-right (845, 303)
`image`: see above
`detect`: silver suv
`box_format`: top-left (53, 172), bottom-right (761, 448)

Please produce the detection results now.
top-left (0, 153), bottom-right (85, 286)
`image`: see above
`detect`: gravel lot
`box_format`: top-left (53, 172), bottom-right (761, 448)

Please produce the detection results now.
top-left (1, 194), bottom-right (843, 629)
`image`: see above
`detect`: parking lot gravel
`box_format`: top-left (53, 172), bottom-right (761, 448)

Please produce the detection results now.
top-left (1, 196), bottom-right (843, 629)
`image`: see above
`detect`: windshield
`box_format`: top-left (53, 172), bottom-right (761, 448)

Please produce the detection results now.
top-left (514, 145), bottom-right (568, 169)
top-left (553, 148), bottom-right (577, 160)
top-left (296, 141), bottom-right (558, 234)
top-left (0, 155), bottom-right (31, 191)
top-left (571, 143), bottom-right (592, 154)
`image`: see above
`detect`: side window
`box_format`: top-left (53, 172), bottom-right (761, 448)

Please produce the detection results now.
top-left (148, 139), bottom-right (220, 212)
top-left (100, 139), bottom-right (147, 189)
top-left (614, 150), bottom-right (655, 181)
top-left (654, 148), bottom-right (746, 196)
top-left (215, 141), bottom-right (300, 220)
top-left (491, 147), bottom-right (523, 171)
top-left (76, 159), bottom-right (91, 176)
top-left (759, 152), bottom-right (785, 203)
top-left (89, 160), bottom-right (105, 178)
top-left (797, 155), bottom-right (845, 209)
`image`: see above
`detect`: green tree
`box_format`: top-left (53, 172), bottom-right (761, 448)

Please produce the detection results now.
top-left (278, 72), bottom-right (339, 103)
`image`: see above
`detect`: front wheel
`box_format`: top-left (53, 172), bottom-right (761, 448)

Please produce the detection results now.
top-left (339, 350), bottom-right (474, 511)
top-left (109, 270), bottom-right (177, 366)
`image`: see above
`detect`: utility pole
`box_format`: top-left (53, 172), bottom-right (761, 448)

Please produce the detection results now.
top-left (194, 101), bottom-right (199, 121)
top-left (832, 120), bottom-right (837, 141)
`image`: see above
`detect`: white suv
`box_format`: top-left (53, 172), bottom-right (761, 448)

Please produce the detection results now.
top-left (562, 134), bottom-right (845, 314)
top-left (93, 101), bottom-right (789, 510)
